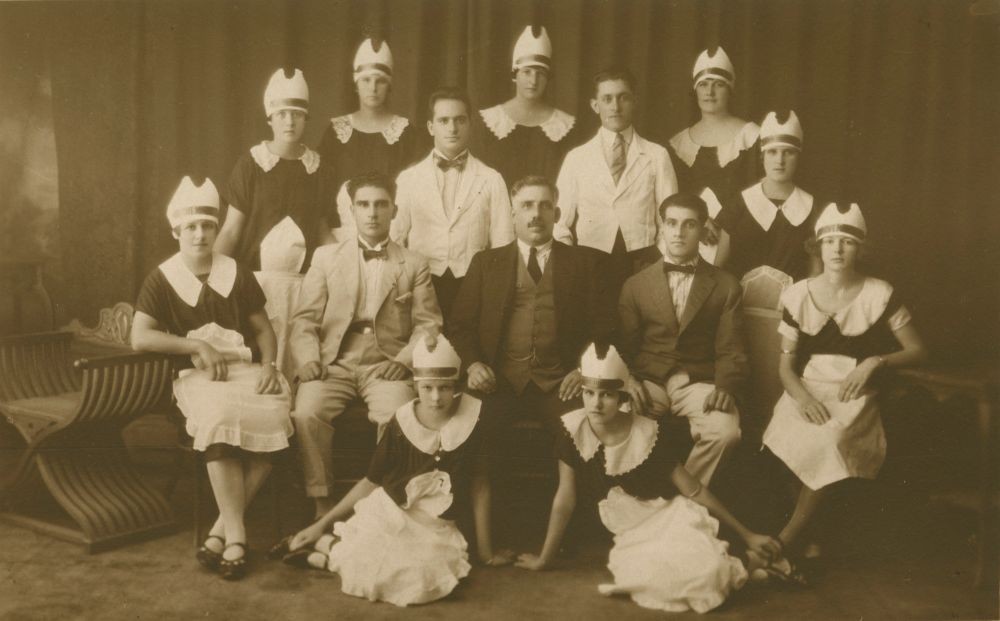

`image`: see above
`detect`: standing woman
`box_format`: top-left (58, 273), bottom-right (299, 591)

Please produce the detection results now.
top-left (668, 47), bottom-right (759, 263)
top-left (759, 203), bottom-right (927, 579)
top-left (715, 111), bottom-right (820, 280)
top-left (320, 38), bottom-right (421, 240)
top-left (132, 177), bottom-right (294, 580)
top-left (216, 68), bottom-right (338, 372)
top-left (478, 25), bottom-right (576, 188)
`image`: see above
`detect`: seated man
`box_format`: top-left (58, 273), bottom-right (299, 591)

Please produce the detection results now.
top-left (449, 174), bottom-right (614, 437)
top-left (289, 171), bottom-right (443, 516)
top-left (618, 192), bottom-right (748, 486)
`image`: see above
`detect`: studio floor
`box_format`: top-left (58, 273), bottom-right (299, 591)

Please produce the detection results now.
top-left (1, 417), bottom-right (997, 621)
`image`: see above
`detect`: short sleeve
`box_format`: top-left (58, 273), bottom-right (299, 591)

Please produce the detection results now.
top-left (135, 270), bottom-right (169, 326)
top-left (778, 308), bottom-right (801, 341)
top-left (366, 426), bottom-right (395, 484)
top-left (236, 267), bottom-right (267, 315)
top-left (225, 154), bottom-right (256, 216)
top-left (553, 429), bottom-right (585, 470)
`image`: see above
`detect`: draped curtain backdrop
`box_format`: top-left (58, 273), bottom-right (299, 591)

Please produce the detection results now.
top-left (1, 0), bottom-right (997, 359)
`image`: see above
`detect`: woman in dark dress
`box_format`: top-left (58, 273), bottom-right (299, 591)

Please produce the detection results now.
top-left (668, 47), bottom-right (759, 264)
top-left (319, 38), bottom-right (421, 240)
top-left (516, 344), bottom-right (780, 613)
top-left (716, 110), bottom-right (820, 280)
top-left (478, 25), bottom-right (576, 188)
top-left (132, 177), bottom-right (293, 581)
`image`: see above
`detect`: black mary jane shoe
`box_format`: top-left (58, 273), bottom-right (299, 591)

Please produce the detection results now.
top-left (196, 535), bottom-right (225, 572)
top-left (219, 542), bottom-right (248, 581)
top-left (267, 535), bottom-right (293, 561)
top-left (281, 547), bottom-right (317, 569)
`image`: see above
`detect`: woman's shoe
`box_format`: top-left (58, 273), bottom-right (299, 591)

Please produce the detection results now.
top-left (752, 556), bottom-right (809, 588)
top-left (219, 542), bottom-right (248, 581)
top-left (267, 535), bottom-right (293, 560)
top-left (196, 535), bottom-right (225, 572)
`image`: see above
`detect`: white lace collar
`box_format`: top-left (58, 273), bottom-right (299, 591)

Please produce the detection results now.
top-left (780, 277), bottom-right (896, 337)
top-left (669, 122), bottom-right (760, 168)
top-left (560, 410), bottom-right (658, 476)
top-left (395, 394), bottom-right (481, 455)
top-left (479, 105), bottom-right (575, 142)
top-left (158, 253), bottom-right (237, 307)
top-left (330, 114), bottom-right (410, 145)
top-left (741, 182), bottom-right (814, 231)
top-left (250, 142), bottom-right (320, 174)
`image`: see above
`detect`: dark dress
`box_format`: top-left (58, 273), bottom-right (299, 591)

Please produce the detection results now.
top-left (478, 105), bottom-right (577, 188)
top-left (318, 114), bottom-right (422, 193)
top-left (134, 254), bottom-right (266, 368)
top-left (668, 123), bottom-right (761, 204)
top-left (716, 182), bottom-right (818, 280)
top-left (225, 143), bottom-right (338, 272)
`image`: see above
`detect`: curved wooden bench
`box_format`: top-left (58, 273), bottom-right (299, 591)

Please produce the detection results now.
top-left (0, 329), bottom-right (176, 552)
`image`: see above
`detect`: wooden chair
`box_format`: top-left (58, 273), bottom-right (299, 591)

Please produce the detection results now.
top-left (739, 266), bottom-right (794, 442)
top-left (0, 322), bottom-right (176, 552)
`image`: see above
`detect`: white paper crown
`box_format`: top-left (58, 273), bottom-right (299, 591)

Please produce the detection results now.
top-left (692, 46), bottom-right (735, 88)
top-left (354, 38), bottom-right (394, 81)
top-left (166, 176), bottom-right (220, 228)
top-left (815, 202), bottom-right (867, 242)
top-left (760, 110), bottom-right (803, 150)
top-left (413, 334), bottom-right (461, 381)
top-left (263, 68), bottom-right (309, 117)
top-left (579, 343), bottom-right (629, 390)
top-left (512, 25), bottom-right (552, 71)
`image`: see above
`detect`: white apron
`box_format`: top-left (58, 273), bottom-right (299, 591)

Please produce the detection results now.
top-left (254, 216), bottom-right (306, 378)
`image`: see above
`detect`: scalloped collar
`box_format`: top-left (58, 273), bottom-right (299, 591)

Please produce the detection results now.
top-left (560, 409), bottom-right (658, 476)
top-left (781, 277), bottom-right (895, 337)
top-left (158, 252), bottom-right (237, 307)
top-left (395, 394), bottom-right (481, 455)
top-left (250, 142), bottom-right (320, 174)
top-left (741, 182), bottom-right (814, 230)
top-left (669, 122), bottom-right (760, 168)
top-left (479, 105), bottom-right (575, 142)
top-left (330, 114), bottom-right (410, 145)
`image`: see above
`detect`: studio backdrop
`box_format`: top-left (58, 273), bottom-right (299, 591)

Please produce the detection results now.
top-left (0, 0), bottom-right (997, 358)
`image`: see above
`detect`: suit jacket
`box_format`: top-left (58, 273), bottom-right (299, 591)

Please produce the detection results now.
top-left (288, 239), bottom-right (443, 370)
top-left (391, 152), bottom-right (514, 278)
top-left (618, 260), bottom-right (748, 398)
top-left (448, 241), bottom-right (615, 375)
top-left (554, 129), bottom-right (677, 253)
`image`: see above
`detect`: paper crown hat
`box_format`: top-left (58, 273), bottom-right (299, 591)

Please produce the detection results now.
top-left (166, 176), bottom-right (220, 229)
top-left (412, 334), bottom-right (461, 381)
top-left (692, 46), bottom-right (735, 88)
top-left (512, 25), bottom-right (552, 71)
top-left (354, 38), bottom-right (393, 81)
top-left (579, 343), bottom-right (630, 390)
top-left (815, 202), bottom-right (867, 242)
top-left (263, 68), bottom-right (309, 117)
top-left (760, 110), bottom-right (803, 151)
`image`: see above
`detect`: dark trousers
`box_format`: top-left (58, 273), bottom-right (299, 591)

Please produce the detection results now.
top-left (608, 230), bottom-right (662, 299)
top-left (432, 269), bottom-right (462, 324)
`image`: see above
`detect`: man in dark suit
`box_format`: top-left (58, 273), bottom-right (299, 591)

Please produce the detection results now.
top-left (619, 192), bottom-right (748, 485)
top-left (448, 174), bottom-right (615, 432)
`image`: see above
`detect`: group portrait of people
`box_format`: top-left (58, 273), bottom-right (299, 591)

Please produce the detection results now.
top-left (128, 24), bottom-right (929, 613)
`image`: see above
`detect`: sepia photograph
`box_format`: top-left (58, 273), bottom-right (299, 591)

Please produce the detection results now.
top-left (0, 0), bottom-right (997, 619)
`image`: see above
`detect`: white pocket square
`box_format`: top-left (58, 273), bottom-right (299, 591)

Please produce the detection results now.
top-left (394, 292), bottom-right (413, 304)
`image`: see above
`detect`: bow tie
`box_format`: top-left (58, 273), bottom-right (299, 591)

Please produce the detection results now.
top-left (359, 242), bottom-right (387, 261)
top-left (435, 153), bottom-right (468, 171)
top-left (663, 262), bottom-right (696, 275)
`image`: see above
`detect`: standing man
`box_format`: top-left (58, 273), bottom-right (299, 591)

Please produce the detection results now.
top-left (392, 88), bottom-right (514, 320)
top-left (555, 68), bottom-right (677, 295)
top-left (289, 172), bottom-right (443, 517)
top-left (449, 175), bottom-right (615, 435)
top-left (618, 192), bottom-right (747, 486)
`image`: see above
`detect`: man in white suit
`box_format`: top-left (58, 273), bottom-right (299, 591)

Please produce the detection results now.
top-left (392, 87), bottom-right (514, 320)
top-left (289, 171), bottom-right (443, 516)
top-left (555, 68), bottom-right (678, 295)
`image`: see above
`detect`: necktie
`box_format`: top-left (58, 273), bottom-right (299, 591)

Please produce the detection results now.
top-left (360, 241), bottom-right (387, 261)
top-left (527, 246), bottom-right (543, 283)
top-left (610, 132), bottom-right (626, 184)
top-left (435, 152), bottom-right (468, 171)
top-left (663, 262), bottom-right (696, 275)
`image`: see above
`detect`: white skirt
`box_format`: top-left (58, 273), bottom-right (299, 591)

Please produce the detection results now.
top-left (173, 362), bottom-right (293, 452)
top-left (597, 487), bottom-right (748, 614)
top-left (763, 354), bottom-right (885, 490)
top-left (327, 472), bottom-right (471, 607)
top-left (254, 270), bottom-right (303, 379)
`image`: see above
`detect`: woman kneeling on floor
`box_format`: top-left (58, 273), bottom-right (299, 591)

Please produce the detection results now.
top-left (131, 176), bottom-right (294, 580)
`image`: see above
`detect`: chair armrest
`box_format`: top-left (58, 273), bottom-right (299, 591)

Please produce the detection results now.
top-left (0, 331), bottom-right (78, 400)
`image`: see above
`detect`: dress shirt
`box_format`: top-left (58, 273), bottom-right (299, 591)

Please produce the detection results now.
top-left (599, 125), bottom-right (634, 170)
top-left (665, 256), bottom-right (699, 315)
top-left (433, 149), bottom-right (468, 219)
top-left (355, 237), bottom-right (389, 321)
top-left (516, 238), bottom-right (553, 273)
